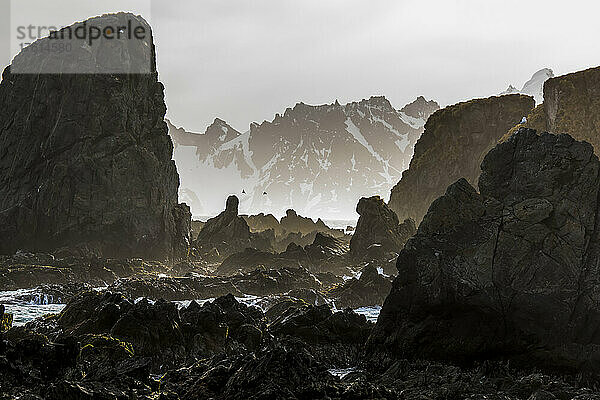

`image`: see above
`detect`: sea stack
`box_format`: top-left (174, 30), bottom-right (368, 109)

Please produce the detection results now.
top-left (0, 13), bottom-right (191, 259)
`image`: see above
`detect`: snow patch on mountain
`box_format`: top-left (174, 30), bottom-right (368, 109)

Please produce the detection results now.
top-left (169, 96), bottom-right (439, 219)
top-left (500, 68), bottom-right (554, 104)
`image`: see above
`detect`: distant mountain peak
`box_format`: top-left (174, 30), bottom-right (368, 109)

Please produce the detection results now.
top-left (500, 68), bottom-right (554, 104)
top-left (399, 96), bottom-right (440, 121)
top-left (170, 95), bottom-right (439, 219)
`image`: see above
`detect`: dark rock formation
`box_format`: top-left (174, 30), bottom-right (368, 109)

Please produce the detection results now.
top-left (281, 209), bottom-right (328, 235)
top-left (269, 304), bottom-right (373, 366)
top-left (193, 195), bottom-right (272, 260)
top-left (388, 94), bottom-right (535, 225)
top-left (0, 253), bottom-right (171, 291)
top-left (196, 196), bottom-right (249, 243)
top-left (3, 285), bottom-right (600, 398)
top-left (0, 13), bottom-right (191, 259)
top-left (350, 196), bottom-right (416, 259)
top-left (512, 66), bottom-right (600, 154)
top-left (371, 128), bottom-right (600, 370)
top-left (330, 264), bottom-right (392, 309)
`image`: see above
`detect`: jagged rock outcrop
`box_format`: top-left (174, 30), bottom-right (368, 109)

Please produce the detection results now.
top-left (511, 66), bottom-right (600, 154)
top-left (371, 128), bottom-right (600, 369)
top-left (0, 13), bottom-right (191, 259)
top-left (350, 196), bottom-right (416, 259)
top-left (388, 94), bottom-right (535, 225)
top-left (196, 196), bottom-right (250, 244)
top-left (193, 195), bottom-right (273, 260)
top-left (171, 96), bottom-right (439, 218)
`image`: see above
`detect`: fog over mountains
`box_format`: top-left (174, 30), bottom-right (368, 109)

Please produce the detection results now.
top-left (170, 68), bottom-right (552, 220)
top-left (500, 68), bottom-right (554, 104)
top-left (170, 96), bottom-right (439, 219)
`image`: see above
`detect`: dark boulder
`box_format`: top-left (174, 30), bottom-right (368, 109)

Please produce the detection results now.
top-left (0, 13), bottom-right (191, 260)
top-left (350, 196), bottom-right (416, 259)
top-left (370, 128), bottom-right (600, 370)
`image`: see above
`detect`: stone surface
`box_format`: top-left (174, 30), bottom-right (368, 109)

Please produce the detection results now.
top-left (511, 66), bottom-right (600, 155)
top-left (371, 128), bottom-right (600, 369)
top-left (330, 264), bottom-right (393, 309)
top-left (193, 195), bottom-right (273, 260)
top-left (388, 94), bottom-right (535, 225)
top-left (0, 13), bottom-right (190, 259)
top-left (350, 196), bottom-right (416, 259)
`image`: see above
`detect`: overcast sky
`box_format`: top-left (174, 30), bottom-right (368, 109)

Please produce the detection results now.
top-left (2, 0), bottom-right (599, 132)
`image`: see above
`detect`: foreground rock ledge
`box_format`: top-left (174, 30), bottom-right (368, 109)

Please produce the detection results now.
top-left (370, 128), bottom-right (600, 370)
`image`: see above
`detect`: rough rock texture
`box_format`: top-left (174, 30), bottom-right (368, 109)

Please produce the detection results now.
top-left (193, 195), bottom-right (273, 260)
top-left (371, 128), bottom-right (600, 369)
top-left (4, 286), bottom-right (600, 398)
top-left (330, 264), bottom-right (393, 309)
top-left (196, 196), bottom-right (250, 244)
top-left (511, 66), bottom-right (600, 154)
top-left (388, 94), bottom-right (535, 225)
top-left (0, 13), bottom-right (190, 259)
top-left (350, 196), bottom-right (416, 259)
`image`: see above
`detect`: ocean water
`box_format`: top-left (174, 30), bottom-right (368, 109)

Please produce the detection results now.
top-left (1, 289), bottom-right (67, 326)
top-left (1, 291), bottom-right (382, 327)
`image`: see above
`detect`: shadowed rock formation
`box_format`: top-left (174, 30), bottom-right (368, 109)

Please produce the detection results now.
top-left (0, 13), bottom-right (190, 259)
top-left (388, 94), bottom-right (535, 225)
top-left (371, 128), bottom-right (600, 369)
top-left (350, 196), bottom-right (416, 259)
top-left (193, 195), bottom-right (274, 260)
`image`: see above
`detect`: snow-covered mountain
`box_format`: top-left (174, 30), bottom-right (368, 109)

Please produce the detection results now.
top-left (500, 68), bottom-right (554, 104)
top-left (169, 96), bottom-right (439, 219)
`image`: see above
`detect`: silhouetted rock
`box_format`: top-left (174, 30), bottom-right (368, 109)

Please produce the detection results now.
top-left (371, 128), bottom-right (600, 370)
top-left (0, 13), bottom-right (191, 259)
top-left (350, 196), bottom-right (416, 259)
top-left (388, 94), bottom-right (535, 225)
top-left (194, 195), bottom-right (273, 260)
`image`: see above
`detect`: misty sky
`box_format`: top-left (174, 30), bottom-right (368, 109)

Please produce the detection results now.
top-left (2, 0), bottom-right (599, 133)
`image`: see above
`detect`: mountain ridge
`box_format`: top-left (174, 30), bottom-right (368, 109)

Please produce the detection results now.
top-left (170, 95), bottom-right (439, 219)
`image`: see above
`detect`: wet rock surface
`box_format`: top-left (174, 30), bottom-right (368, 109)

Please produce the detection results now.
top-left (371, 128), bottom-right (600, 370)
top-left (2, 290), bottom-right (600, 399)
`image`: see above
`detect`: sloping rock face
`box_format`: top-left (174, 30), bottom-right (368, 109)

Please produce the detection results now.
top-left (350, 196), bottom-right (416, 259)
top-left (0, 13), bottom-right (190, 259)
top-left (513, 66), bottom-right (600, 154)
top-left (388, 95), bottom-right (535, 225)
top-left (371, 128), bottom-right (600, 368)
